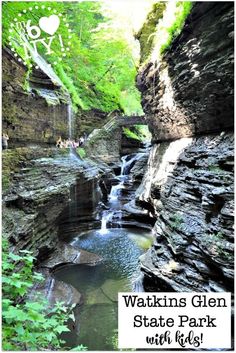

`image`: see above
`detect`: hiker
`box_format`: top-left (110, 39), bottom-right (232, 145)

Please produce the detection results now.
top-left (2, 133), bottom-right (9, 150)
top-left (72, 140), bottom-right (79, 148)
top-left (60, 140), bottom-right (67, 148)
top-left (79, 136), bottom-right (84, 146)
top-left (56, 136), bottom-right (62, 148)
top-left (67, 139), bottom-right (73, 148)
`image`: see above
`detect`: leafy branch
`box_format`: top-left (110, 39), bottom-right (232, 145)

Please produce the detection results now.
top-left (2, 239), bottom-right (87, 351)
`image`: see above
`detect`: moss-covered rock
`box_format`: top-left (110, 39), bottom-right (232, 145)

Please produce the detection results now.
top-left (2, 48), bottom-right (70, 146)
top-left (2, 147), bottom-right (69, 192)
top-left (2, 148), bottom-right (112, 261)
top-left (85, 126), bottom-right (122, 163)
top-left (135, 2), bottom-right (166, 64)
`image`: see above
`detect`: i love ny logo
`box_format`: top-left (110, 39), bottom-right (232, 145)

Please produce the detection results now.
top-left (8, 6), bottom-right (72, 68)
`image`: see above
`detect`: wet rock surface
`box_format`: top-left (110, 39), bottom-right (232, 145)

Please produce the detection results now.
top-left (138, 133), bottom-right (234, 292)
top-left (129, 147), bottom-right (149, 182)
top-left (108, 149), bottom-right (154, 228)
top-left (2, 149), bottom-right (113, 261)
top-left (135, 1), bottom-right (234, 295)
top-left (121, 133), bottom-right (145, 156)
top-left (41, 243), bottom-right (103, 270)
top-left (29, 268), bottom-right (81, 307)
top-left (75, 109), bottom-right (119, 136)
top-left (85, 126), bottom-right (122, 163)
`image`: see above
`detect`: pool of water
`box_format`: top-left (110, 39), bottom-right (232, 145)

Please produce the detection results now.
top-left (53, 227), bottom-right (152, 350)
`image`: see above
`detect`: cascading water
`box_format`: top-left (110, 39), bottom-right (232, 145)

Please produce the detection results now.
top-left (54, 147), bottom-right (153, 350)
top-left (121, 153), bottom-right (145, 175)
top-left (99, 151), bottom-right (146, 232)
top-left (67, 104), bottom-right (86, 163)
top-left (99, 210), bottom-right (114, 235)
top-left (109, 183), bottom-right (123, 202)
top-left (46, 278), bottom-right (55, 301)
top-left (67, 104), bottom-right (75, 159)
top-left (67, 104), bottom-right (73, 140)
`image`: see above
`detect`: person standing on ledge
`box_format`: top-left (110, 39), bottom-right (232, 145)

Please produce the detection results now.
top-left (2, 133), bottom-right (9, 150)
top-left (56, 136), bottom-right (62, 148)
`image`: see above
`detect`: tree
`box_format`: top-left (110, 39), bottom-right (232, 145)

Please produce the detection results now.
top-left (2, 1), bottom-right (143, 114)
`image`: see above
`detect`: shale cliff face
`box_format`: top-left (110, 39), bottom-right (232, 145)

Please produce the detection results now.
top-left (137, 2), bottom-right (234, 142)
top-left (137, 2), bottom-right (234, 292)
top-left (2, 48), bottom-right (70, 146)
top-left (3, 150), bottom-right (111, 262)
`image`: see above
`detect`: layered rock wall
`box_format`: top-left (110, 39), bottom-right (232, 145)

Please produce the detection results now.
top-left (2, 48), bottom-right (70, 146)
top-left (138, 133), bottom-right (234, 292)
top-left (137, 2), bottom-right (234, 292)
top-left (85, 125), bottom-right (143, 163)
top-left (3, 150), bottom-right (111, 261)
top-left (137, 2), bottom-right (234, 142)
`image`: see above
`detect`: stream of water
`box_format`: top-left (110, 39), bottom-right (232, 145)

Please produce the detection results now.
top-left (100, 152), bottom-right (147, 230)
top-left (53, 151), bottom-right (152, 350)
top-left (54, 227), bottom-right (152, 350)
top-left (68, 104), bottom-right (73, 140)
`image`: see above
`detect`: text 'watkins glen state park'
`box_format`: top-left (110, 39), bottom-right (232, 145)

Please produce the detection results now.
top-left (118, 292), bottom-right (231, 349)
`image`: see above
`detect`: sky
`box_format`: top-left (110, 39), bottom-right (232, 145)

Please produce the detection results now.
top-left (102, 0), bottom-right (156, 33)
top-left (100, 0), bottom-right (156, 63)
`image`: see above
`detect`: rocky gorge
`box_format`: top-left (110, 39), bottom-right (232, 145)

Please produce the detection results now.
top-left (2, 47), bottom-right (70, 146)
top-left (135, 1), bottom-right (234, 294)
top-left (2, 1), bottom-right (234, 351)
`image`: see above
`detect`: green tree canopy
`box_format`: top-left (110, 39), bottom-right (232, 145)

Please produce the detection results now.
top-left (2, 1), bottom-right (143, 114)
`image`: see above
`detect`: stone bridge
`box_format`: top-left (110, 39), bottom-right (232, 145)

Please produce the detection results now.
top-left (117, 115), bottom-right (146, 126)
top-left (104, 115), bottom-right (146, 131)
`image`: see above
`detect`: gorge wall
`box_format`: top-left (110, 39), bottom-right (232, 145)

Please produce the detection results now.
top-left (3, 149), bottom-right (112, 262)
top-left (137, 2), bottom-right (233, 142)
top-left (2, 48), bottom-right (70, 146)
top-left (136, 2), bottom-right (234, 293)
top-left (2, 48), bottom-right (121, 145)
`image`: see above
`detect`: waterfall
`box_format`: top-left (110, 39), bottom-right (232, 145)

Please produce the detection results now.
top-left (46, 278), bottom-right (55, 301)
top-left (67, 104), bottom-right (73, 140)
top-left (133, 273), bottom-right (145, 292)
top-left (109, 182), bottom-right (123, 202)
top-left (99, 151), bottom-right (146, 233)
top-left (67, 104), bottom-right (76, 159)
top-left (120, 155), bottom-right (128, 175)
top-left (99, 210), bottom-right (114, 235)
top-left (109, 152), bottom-right (144, 203)
top-left (121, 153), bottom-right (144, 175)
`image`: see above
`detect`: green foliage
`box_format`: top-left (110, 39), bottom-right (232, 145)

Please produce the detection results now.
top-left (77, 147), bottom-right (86, 159)
top-left (22, 70), bottom-right (31, 92)
top-left (56, 147), bottom-right (70, 156)
top-left (2, 239), bottom-right (87, 351)
top-left (136, 125), bottom-right (152, 141)
top-left (201, 232), bottom-right (233, 261)
top-left (55, 65), bottom-right (85, 111)
top-left (123, 125), bottom-right (151, 142)
top-left (2, 175), bottom-right (10, 191)
top-left (170, 213), bottom-right (184, 230)
top-left (136, 2), bottom-right (166, 63)
top-left (202, 231), bottom-right (225, 246)
top-left (2, 2), bottom-right (142, 115)
top-left (160, 1), bottom-right (192, 54)
top-left (123, 127), bottom-right (142, 141)
top-left (208, 165), bottom-right (223, 173)
top-left (148, 1), bottom-right (193, 62)
top-left (71, 345), bottom-right (88, 351)
top-left (119, 89), bottom-right (143, 116)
